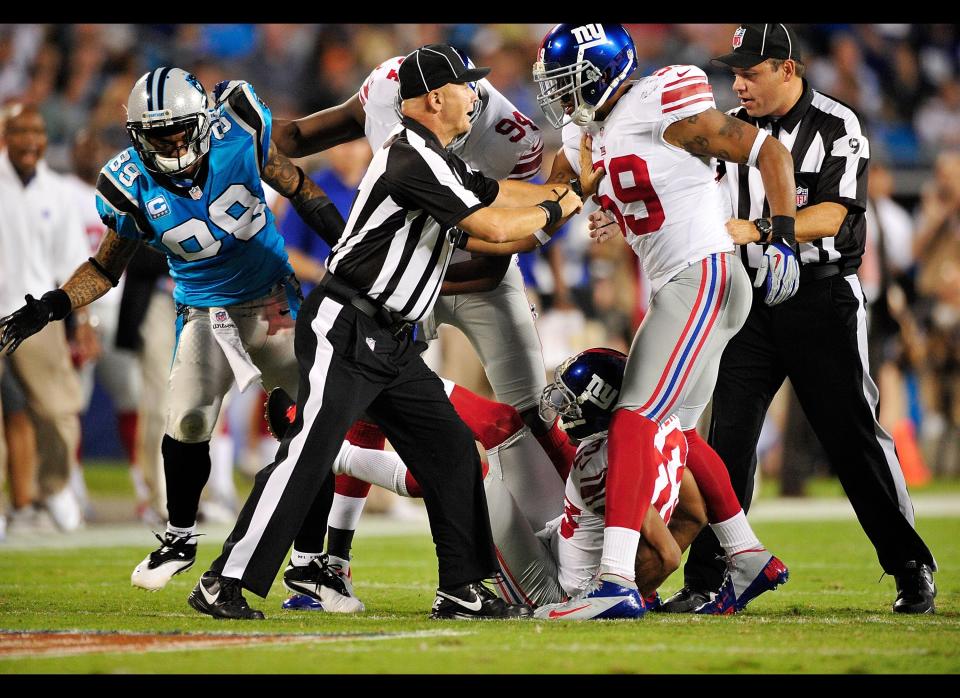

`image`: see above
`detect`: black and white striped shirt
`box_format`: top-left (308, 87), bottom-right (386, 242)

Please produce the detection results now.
top-left (327, 116), bottom-right (499, 322)
top-left (719, 79), bottom-right (870, 275)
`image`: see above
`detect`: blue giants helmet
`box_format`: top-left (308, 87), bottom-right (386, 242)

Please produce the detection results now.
top-left (532, 23), bottom-right (636, 128)
top-left (539, 348), bottom-right (628, 441)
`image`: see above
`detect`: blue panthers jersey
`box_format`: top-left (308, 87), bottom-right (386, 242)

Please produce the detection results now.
top-left (95, 81), bottom-right (292, 307)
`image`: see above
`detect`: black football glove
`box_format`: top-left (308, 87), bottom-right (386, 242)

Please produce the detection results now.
top-left (0, 290), bottom-right (70, 355)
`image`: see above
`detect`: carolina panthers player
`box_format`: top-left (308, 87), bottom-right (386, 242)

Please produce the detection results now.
top-left (0, 68), bottom-right (345, 602)
top-left (529, 23), bottom-right (797, 618)
top-left (271, 45), bottom-right (576, 603)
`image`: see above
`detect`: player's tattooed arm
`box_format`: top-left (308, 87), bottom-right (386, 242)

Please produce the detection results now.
top-left (263, 141), bottom-right (346, 247)
top-left (664, 108), bottom-right (795, 219)
top-left (272, 94), bottom-right (366, 158)
top-left (63, 228), bottom-right (140, 309)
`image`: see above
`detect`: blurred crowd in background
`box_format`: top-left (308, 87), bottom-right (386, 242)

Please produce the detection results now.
top-left (0, 23), bottom-right (958, 536)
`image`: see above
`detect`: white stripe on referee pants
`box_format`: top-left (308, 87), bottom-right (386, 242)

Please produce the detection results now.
top-left (221, 296), bottom-right (344, 580)
top-left (844, 274), bottom-right (916, 525)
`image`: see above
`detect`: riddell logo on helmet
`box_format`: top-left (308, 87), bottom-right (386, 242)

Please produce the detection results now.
top-left (732, 27), bottom-right (746, 48)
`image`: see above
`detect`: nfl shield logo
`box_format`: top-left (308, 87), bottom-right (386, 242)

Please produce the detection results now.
top-left (215, 311), bottom-right (228, 322)
top-left (366, 337), bottom-right (376, 352)
top-left (796, 186), bottom-right (809, 207)
top-left (733, 27), bottom-right (746, 49)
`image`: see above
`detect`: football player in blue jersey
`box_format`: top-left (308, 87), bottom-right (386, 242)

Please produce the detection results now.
top-left (0, 68), bottom-right (346, 600)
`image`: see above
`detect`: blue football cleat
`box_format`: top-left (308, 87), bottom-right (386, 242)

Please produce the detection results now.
top-left (643, 591), bottom-right (663, 612)
top-left (281, 593), bottom-right (324, 610)
top-left (696, 550), bottom-right (789, 615)
top-left (534, 572), bottom-right (646, 620)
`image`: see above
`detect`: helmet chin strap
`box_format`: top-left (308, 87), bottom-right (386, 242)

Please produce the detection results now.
top-left (572, 104), bottom-right (596, 126)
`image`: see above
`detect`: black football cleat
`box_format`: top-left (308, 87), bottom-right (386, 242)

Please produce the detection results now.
top-left (893, 561), bottom-right (936, 614)
top-left (430, 581), bottom-right (532, 620)
top-left (659, 585), bottom-right (715, 613)
top-left (188, 572), bottom-right (265, 620)
top-left (264, 387), bottom-right (297, 441)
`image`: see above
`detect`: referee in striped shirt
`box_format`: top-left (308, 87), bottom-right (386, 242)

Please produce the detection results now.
top-left (665, 24), bottom-right (937, 614)
top-left (188, 44), bottom-right (582, 620)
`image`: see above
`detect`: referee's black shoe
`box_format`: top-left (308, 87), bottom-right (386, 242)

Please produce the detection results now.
top-left (658, 585), bottom-right (715, 613)
top-left (893, 561), bottom-right (936, 614)
top-left (188, 572), bottom-right (265, 620)
top-left (430, 581), bottom-right (532, 620)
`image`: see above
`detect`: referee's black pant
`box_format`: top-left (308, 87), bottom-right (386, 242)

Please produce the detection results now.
top-left (210, 285), bottom-right (497, 597)
top-left (684, 269), bottom-right (936, 592)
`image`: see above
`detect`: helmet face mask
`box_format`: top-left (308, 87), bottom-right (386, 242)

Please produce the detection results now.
top-left (126, 68), bottom-right (212, 179)
top-left (539, 348), bottom-right (628, 442)
top-left (533, 24), bottom-right (636, 128)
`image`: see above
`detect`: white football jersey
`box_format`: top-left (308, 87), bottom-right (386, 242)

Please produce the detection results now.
top-left (358, 55), bottom-right (544, 180)
top-left (562, 65), bottom-right (732, 294)
top-left (549, 415), bottom-right (687, 596)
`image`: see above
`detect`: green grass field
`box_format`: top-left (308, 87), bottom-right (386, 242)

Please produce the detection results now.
top-left (2, 510), bottom-right (958, 674)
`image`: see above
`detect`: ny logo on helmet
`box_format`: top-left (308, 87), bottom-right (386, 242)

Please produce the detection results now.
top-left (732, 26), bottom-right (746, 48)
top-left (571, 24), bottom-right (607, 47)
top-left (584, 374), bottom-right (618, 410)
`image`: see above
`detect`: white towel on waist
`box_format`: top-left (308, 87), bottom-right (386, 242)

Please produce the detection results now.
top-left (209, 306), bottom-right (262, 392)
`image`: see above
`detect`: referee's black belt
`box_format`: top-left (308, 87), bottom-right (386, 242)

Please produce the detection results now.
top-left (317, 272), bottom-right (414, 339)
top-left (799, 263), bottom-right (842, 283)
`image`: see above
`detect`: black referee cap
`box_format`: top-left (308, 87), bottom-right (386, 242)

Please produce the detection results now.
top-left (398, 44), bottom-right (491, 100)
top-left (713, 24), bottom-right (801, 68)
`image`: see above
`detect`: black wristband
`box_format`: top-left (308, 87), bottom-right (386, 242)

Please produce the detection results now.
top-left (569, 178), bottom-right (584, 199)
top-left (291, 166), bottom-right (306, 198)
top-left (450, 228), bottom-right (470, 250)
top-left (88, 256), bottom-right (121, 287)
top-left (41, 289), bottom-right (72, 321)
top-left (538, 199), bottom-right (562, 227)
top-left (771, 215), bottom-right (796, 245)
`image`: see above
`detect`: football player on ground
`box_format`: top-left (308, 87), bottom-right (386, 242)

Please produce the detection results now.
top-left (270, 347), bottom-right (789, 617)
top-left (0, 69), bottom-right (345, 611)
top-left (529, 23), bottom-right (798, 618)
top-left (270, 46), bottom-right (576, 607)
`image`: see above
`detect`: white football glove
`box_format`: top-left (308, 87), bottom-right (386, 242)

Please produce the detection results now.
top-left (754, 240), bottom-right (800, 307)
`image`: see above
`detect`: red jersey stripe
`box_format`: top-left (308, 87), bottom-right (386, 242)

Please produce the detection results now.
top-left (663, 95), bottom-right (715, 113)
top-left (662, 83), bottom-right (713, 107)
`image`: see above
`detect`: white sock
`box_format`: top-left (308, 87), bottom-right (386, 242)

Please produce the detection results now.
top-left (599, 526), bottom-right (641, 580)
top-left (208, 433), bottom-right (237, 504)
top-left (710, 510), bottom-right (762, 555)
top-left (336, 442), bottom-right (411, 497)
top-left (291, 548), bottom-right (322, 567)
top-left (166, 522), bottom-right (197, 544)
top-left (328, 493), bottom-right (367, 531)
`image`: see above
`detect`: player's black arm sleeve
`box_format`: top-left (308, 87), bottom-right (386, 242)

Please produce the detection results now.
top-left (290, 192), bottom-right (345, 248)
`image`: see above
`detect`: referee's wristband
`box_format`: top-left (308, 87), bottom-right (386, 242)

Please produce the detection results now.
top-left (771, 215), bottom-right (796, 245)
top-left (538, 200), bottom-right (563, 228)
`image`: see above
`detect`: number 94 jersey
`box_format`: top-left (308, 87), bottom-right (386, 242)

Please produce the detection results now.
top-left (359, 56), bottom-right (543, 181)
top-left (94, 81), bottom-right (292, 308)
top-left (562, 65), bottom-right (732, 295)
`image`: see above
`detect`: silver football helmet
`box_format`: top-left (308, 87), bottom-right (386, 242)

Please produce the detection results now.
top-left (126, 67), bottom-right (211, 177)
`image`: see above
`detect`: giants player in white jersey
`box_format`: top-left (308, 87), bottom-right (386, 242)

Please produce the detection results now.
top-left (272, 46), bottom-right (575, 605)
top-left (265, 349), bottom-right (712, 616)
top-left (532, 23), bottom-right (800, 618)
